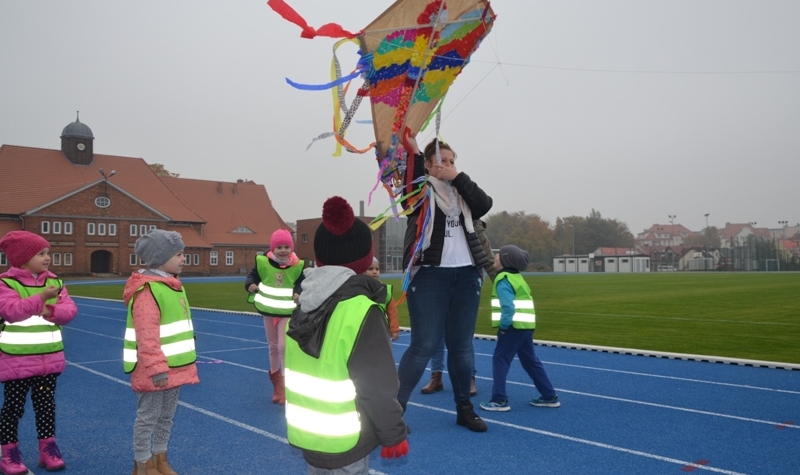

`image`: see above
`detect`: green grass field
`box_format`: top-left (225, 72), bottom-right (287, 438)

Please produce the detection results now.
top-left (67, 273), bottom-right (800, 364)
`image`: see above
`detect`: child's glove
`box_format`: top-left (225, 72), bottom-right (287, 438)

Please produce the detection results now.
top-left (380, 439), bottom-right (409, 459)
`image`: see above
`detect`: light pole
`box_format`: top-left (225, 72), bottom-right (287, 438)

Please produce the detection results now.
top-left (99, 168), bottom-right (116, 197)
top-left (668, 215), bottom-right (676, 268)
top-left (568, 224), bottom-right (575, 256)
top-left (704, 213), bottom-right (710, 269)
top-left (777, 221), bottom-right (788, 271)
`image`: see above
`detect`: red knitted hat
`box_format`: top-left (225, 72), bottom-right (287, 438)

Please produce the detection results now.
top-left (314, 196), bottom-right (374, 274)
top-left (0, 231), bottom-right (51, 268)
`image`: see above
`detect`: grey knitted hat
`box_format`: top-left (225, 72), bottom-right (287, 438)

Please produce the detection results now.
top-left (499, 245), bottom-right (530, 272)
top-left (134, 229), bottom-right (185, 269)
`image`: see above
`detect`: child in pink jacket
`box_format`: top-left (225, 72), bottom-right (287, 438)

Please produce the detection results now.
top-left (0, 230), bottom-right (77, 473)
top-left (123, 229), bottom-right (198, 475)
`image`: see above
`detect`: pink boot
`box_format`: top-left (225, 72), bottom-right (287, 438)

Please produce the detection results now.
top-left (38, 437), bottom-right (65, 471)
top-left (0, 442), bottom-right (29, 475)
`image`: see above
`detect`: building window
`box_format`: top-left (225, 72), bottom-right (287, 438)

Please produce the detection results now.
top-left (94, 196), bottom-right (111, 208)
top-left (232, 226), bottom-right (253, 233)
top-left (139, 225), bottom-right (148, 236)
top-left (210, 251), bottom-right (218, 266)
top-left (225, 251), bottom-right (234, 266)
top-left (256, 251), bottom-right (264, 256)
top-left (87, 223), bottom-right (96, 235)
top-left (1, 253), bottom-right (7, 266)
top-left (130, 224), bottom-right (138, 236)
top-left (98, 223), bottom-right (107, 236)
top-left (52, 253), bottom-right (61, 266)
top-left (130, 254), bottom-right (138, 266)
top-left (149, 225), bottom-right (156, 231)
top-left (302, 234), bottom-right (308, 243)
top-left (52, 222), bottom-right (61, 234)
top-left (184, 254), bottom-right (191, 265)
top-left (64, 222), bottom-right (73, 235)
top-left (64, 253), bottom-right (72, 266)
top-left (41, 221), bottom-right (50, 234)
top-left (193, 254), bottom-right (199, 265)
top-left (109, 223), bottom-right (117, 236)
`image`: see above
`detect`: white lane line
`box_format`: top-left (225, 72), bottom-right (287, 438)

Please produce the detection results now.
top-left (410, 402), bottom-right (752, 475)
top-left (545, 387), bottom-right (800, 429)
top-left (544, 361), bottom-right (800, 395)
top-left (545, 310), bottom-right (800, 327)
top-left (65, 361), bottom-right (391, 475)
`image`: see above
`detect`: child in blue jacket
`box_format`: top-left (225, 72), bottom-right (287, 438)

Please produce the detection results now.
top-left (479, 245), bottom-right (559, 412)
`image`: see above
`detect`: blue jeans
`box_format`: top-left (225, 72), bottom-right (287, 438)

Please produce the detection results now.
top-left (429, 337), bottom-right (477, 377)
top-left (397, 266), bottom-right (482, 405)
top-left (491, 328), bottom-right (556, 402)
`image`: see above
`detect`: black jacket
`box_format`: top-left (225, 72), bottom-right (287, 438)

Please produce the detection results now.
top-left (287, 274), bottom-right (406, 469)
top-left (402, 152), bottom-right (493, 269)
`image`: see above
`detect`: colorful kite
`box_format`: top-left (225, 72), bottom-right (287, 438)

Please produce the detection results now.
top-left (269, 0), bottom-right (495, 192)
top-left (269, 0), bottom-right (495, 290)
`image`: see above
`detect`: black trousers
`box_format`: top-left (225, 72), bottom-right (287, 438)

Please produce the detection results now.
top-left (0, 373), bottom-right (59, 444)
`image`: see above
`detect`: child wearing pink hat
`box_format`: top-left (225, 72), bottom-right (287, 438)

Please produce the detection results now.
top-left (245, 229), bottom-right (305, 405)
top-left (0, 230), bottom-right (78, 473)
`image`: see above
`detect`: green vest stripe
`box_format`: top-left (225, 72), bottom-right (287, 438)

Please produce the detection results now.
top-left (0, 278), bottom-right (64, 355)
top-left (284, 295), bottom-right (376, 453)
top-left (123, 281), bottom-right (196, 373)
top-left (491, 272), bottom-right (536, 330)
top-left (252, 256), bottom-right (304, 315)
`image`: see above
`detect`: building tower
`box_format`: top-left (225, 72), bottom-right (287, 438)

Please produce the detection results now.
top-left (60, 111), bottom-right (94, 165)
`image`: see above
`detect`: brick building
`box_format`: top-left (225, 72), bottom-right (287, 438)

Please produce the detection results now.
top-left (0, 115), bottom-right (289, 276)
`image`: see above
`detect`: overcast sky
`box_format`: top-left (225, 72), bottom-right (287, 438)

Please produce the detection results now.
top-left (2, 1), bottom-right (798, 235)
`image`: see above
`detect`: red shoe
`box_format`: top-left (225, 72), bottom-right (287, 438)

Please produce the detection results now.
top-left (38, 437), bottom-right (65, 471)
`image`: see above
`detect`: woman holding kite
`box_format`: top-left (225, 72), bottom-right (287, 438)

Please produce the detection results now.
top-left (397, 134), bottom-right (493, 432)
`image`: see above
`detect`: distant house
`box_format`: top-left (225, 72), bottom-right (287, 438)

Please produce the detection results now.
top-left (717, 223), bottom-right (773, 248)
top-left (553, 247), bottom-right (649, 273)
top-left (0, 115), bottom-right (288, 276)
top-left (635, 223), bottom-right (695, 248)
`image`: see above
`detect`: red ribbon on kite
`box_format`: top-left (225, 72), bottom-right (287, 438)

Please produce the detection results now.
top-left (267, 0), bottom-right (360, 39)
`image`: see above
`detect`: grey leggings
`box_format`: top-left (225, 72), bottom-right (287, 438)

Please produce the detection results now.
top-left (133, 387), bottom-right (180, 462)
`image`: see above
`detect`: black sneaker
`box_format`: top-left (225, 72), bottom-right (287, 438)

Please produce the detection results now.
top-left (456, 402), bottom-right (488, 432)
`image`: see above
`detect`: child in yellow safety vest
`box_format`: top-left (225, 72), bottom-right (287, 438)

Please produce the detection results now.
top-left (364, 257), bottom-right (400, 341)
top-left (244, 229), bottom-right (305, 406)
top-left (123, 229), bottom-right (199, 475)
top-left (0, 230), bottom-right (77, 473)
top-left (479, 244), bottom-right (560, 413)
top-left (285, 196), bottom-right (407, 473)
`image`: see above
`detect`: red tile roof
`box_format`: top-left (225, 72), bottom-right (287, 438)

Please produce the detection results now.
top-left (160, 177), bottom-right (289, 247)
top-left (0, 145), bottom-right (204, 223)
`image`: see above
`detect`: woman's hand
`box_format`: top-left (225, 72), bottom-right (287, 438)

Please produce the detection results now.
top-left (429, 163), bottom-right (458, 181)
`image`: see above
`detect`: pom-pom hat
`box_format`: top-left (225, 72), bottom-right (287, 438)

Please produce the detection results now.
top-left (270, 229), bottom-right (294, 252)
top-left (314, 196), bottom-right (374, 274)
top-left (0, 231), bottom-right (50, 268)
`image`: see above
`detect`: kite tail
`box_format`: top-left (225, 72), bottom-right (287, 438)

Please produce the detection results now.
top-left (267, 0), bottom-right (361, 39)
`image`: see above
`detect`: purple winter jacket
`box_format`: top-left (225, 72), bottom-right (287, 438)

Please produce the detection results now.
top-left (0, 267), bottom-right (78, 382)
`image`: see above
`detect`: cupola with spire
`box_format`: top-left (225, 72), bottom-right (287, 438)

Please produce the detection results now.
top-left (61, 111), bottom-right (94, 165)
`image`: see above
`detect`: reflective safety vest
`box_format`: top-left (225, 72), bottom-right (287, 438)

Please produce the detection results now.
top-left (250, 255), bottom-right (304, 315)
top-left (284, 295), bottom-right (378, 453)
top-left (123, 282), bottom-right (196, 373)
top-left (491, 272), bottom-right (536, 329)
top-left (0, 278), bottom-right (64, 355)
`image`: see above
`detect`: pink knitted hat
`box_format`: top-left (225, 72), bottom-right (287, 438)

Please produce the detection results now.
top-left (0, 231), bottom-right (51, 267)
top-left (270, 229), bottom-right (294, 252)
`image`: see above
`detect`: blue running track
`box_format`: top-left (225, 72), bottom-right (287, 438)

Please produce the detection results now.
top-left (6, 297), bottom-right (798, 474)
